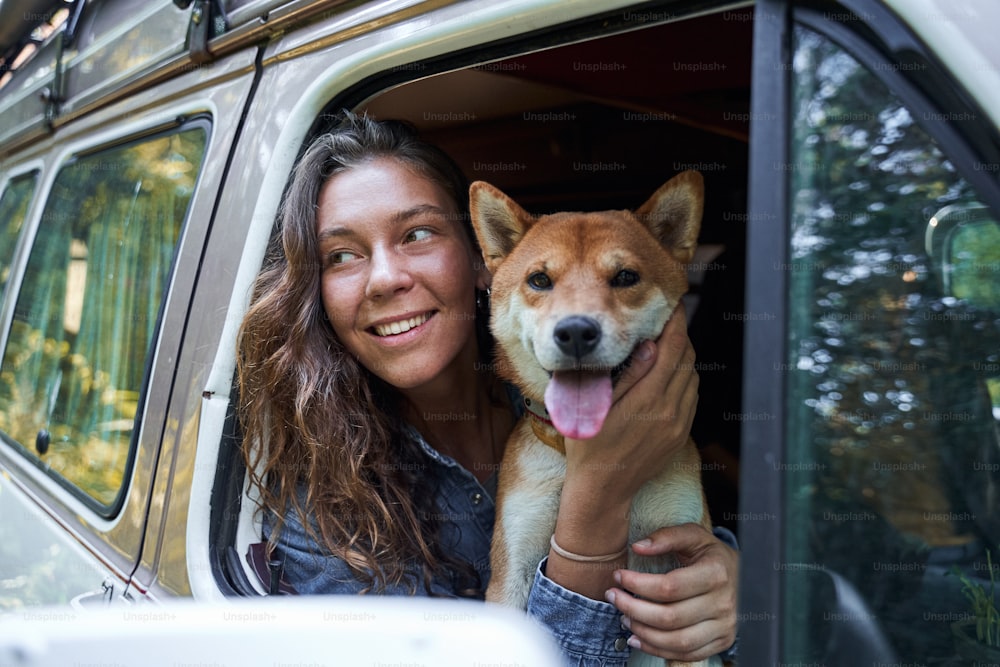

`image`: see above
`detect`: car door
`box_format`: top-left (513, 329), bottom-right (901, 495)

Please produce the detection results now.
top-left (740, 0), bottom-right (1000, 664)
top-left (0, 115), bottom-right (216, 608)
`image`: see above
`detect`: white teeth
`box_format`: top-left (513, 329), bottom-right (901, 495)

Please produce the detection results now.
top-left (374, 313), bottom-right (430, 337)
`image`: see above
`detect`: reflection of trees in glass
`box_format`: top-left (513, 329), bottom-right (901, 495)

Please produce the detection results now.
top-left (788, 30), bottom-right (978, 544)
top-left (0, 172), bottom-right (37, 295)
top-left (785, 28), bottom-right (997, 664)
top-left (0, 128), bottom-right (206, 506)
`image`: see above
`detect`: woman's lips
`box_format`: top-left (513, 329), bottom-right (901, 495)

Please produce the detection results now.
top-left (369, 311), bottom-right (435, 337)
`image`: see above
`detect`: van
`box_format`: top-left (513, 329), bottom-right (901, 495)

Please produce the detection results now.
top-left (0, 0), bottom-right (997, 663)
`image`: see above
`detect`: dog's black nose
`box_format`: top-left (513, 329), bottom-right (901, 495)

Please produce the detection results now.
top-left (553, 316), bottom-right (601, 359)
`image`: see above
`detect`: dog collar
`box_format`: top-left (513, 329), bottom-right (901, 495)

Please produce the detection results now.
top-left (523, 397), bottom-right (566, 455)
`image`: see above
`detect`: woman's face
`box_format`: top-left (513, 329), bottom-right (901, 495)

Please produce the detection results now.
top-left (316, 158), bottom-right (487, 392)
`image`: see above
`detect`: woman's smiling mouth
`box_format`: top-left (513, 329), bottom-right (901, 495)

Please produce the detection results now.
top-left (370, 311), bottom-right (434, 337)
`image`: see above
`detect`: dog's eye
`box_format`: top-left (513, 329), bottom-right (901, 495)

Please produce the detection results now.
top-left (527, 272), bottom-right (552, 290)
top-left (611, 269), bottom-right (640, 287)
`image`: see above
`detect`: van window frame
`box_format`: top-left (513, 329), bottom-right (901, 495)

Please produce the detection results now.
top-left (0, 163), bottom-right (43, 351)
top-left (740, 1), bottom-right (790, 662)
top-left (0, 166), bottom-right (43, 304)
top-left (210, 0), bottom-right (760, 596)
top-left (741, 0), bottom-right (1000, 663)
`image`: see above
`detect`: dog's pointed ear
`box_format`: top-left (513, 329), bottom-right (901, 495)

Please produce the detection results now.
top-left (635, 170), bottom-right (703, 264)
top-left (469, 181), bottom-right (535, 274)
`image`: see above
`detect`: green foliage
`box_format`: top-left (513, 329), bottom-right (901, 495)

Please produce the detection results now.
top-left (952, 552), bottom-right (1000, 648)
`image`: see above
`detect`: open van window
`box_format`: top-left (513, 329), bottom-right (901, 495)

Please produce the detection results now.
top-left (358, 11), bottom-right (753, 534)
top-left (216, 8), bottom-right (754, 594)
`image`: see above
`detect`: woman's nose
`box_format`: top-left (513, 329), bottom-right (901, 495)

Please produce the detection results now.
top-left (365, 245), bottom-right (413, 298)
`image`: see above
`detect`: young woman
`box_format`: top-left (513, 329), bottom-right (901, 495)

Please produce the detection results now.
top-left (237, 112), bottom-right (738, 665)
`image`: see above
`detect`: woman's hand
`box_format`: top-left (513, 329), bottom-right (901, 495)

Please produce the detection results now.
top-left (607, 524), bottom-right (739, 662)
top-left (562, 302), bottom-right (700, 506)
top-left (547, 304), bottom-right (701, 600)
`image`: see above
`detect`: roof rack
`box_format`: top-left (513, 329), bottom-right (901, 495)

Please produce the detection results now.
top-left (0, 0), bottom-right (366, 157)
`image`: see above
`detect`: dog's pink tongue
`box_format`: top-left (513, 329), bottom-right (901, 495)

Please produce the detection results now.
top-left (544, 371), bottom-right (613, 439)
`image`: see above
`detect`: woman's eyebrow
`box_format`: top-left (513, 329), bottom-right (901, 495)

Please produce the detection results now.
top-left (391, 203), bottom-right (449, 223)
top-left (317, 225), bottom-right (355, 243)
top-left (318, 204), bottom-right (449, 243)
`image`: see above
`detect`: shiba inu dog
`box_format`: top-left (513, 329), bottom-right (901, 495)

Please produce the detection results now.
top-left (469, 171), bottom-right (720, 667)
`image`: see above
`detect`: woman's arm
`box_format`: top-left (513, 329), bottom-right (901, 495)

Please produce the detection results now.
top-left (526, 557), bottom-right (632, 666)
top-left (543, 305), bottom-right (738, 662)
top-left (524, 526), bottom-right (738, 666)
top-left (611, 524), bottom-right (739, 662)
top-left (546, 304), bottom-right (699, 597)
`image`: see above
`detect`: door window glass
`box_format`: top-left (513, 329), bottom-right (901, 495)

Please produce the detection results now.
top-left (0, 171), bottom-right (39, 298)
top-left (784, 26), bottom-right (999, 664)
top-left (0, 127), bottom-right (207, 508)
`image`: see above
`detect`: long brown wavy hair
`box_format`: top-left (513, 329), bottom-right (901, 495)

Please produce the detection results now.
top-left (237, 112), bottom-right (488, 595)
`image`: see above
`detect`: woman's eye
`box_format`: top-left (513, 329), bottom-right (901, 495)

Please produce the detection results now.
top-left (327, 250), bottom-right (358, 266)
top-left (405, 228), bottom-right (433, 243)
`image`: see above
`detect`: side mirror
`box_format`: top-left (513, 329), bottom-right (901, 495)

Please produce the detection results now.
top-left (925, 203), bottom-right (1000, 311)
